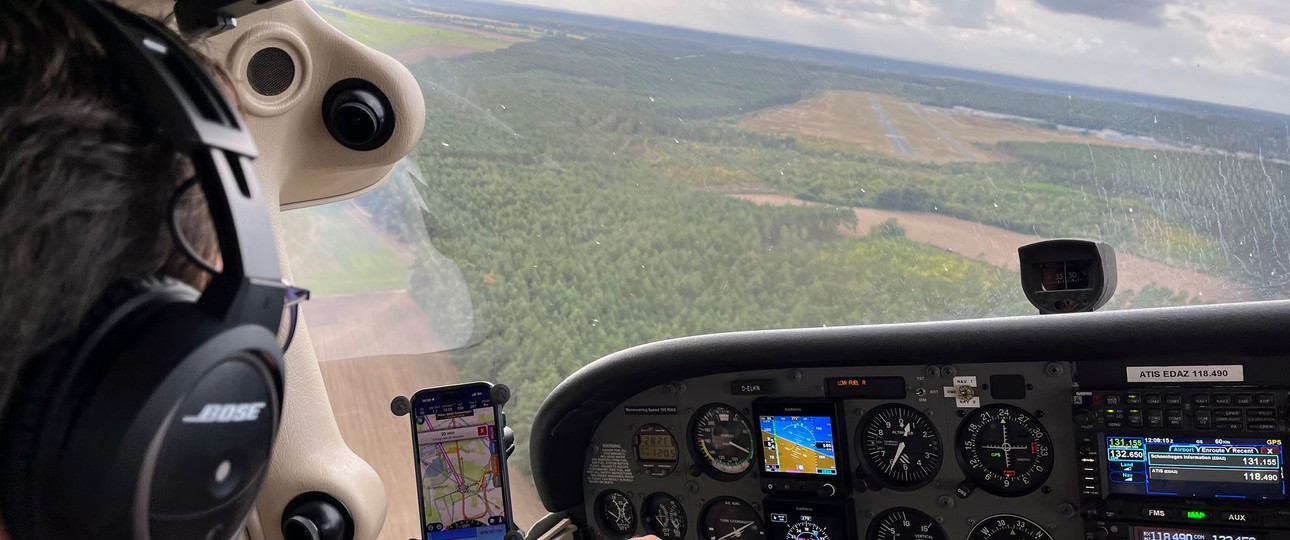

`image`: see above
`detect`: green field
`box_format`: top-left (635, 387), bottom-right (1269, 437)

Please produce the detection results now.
top-left (313, 3), bottom-right (512, 53)
top-left (282, 203), bottom-right (411, 296)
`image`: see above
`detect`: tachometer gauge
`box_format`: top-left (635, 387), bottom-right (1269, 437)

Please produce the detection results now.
top-left (595, 489), bottom-right (636, 538)
top-left (699, 497), bottom-right (765, 540)
top-left (690, 403), bottom-right (755, 479)
top-left (858, 404), bottom-right (942, 489)
top-left (967, 515), bottom-right (1052, 540)
top-left (867, 508), bottom-right (946, 540)
top-left (956, 405), bottom-right (1054, 496)
top-left (787, 521), bottom-right (830, 540)
top-left (643, 493), bottom-right (688, 540)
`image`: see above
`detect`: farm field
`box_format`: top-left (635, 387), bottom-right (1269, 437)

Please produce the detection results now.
top-left (742, 90), bottom-right (1166, 162)
top-left (312, 2), bottom-right (526, 61)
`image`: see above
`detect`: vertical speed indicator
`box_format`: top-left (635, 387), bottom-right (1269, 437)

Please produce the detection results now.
top-left (689, 403), bottom-right (755, 479)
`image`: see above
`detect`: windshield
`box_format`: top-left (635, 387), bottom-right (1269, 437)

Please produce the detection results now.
top-left (288, 0), bottom-right (1290, 535)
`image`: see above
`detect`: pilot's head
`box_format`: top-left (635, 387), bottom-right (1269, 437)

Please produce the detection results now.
top-left (0, 1), bottom-right (281, 538)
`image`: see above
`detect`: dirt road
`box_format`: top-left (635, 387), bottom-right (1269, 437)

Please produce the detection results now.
top-left (731, 193), bottom-right (1247, 302)
top-left (305, 290), bottom-right (446, 361)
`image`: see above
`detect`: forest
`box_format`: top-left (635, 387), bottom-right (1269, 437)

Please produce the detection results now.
top-left (311, 0), bottom-right (1290, 474)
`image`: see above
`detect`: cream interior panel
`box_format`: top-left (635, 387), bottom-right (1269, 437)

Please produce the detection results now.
top-left (115, 1), bottom-right (429, 538)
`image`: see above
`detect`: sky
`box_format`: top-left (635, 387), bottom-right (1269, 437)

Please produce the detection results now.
top-left (489, 0), bottom-right (1290, 115)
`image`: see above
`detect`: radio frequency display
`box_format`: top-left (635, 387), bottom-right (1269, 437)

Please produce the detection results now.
top-left (1107, 436), bottom-right (1285, 499)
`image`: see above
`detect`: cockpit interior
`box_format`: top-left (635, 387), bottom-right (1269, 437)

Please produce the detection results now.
top-left (10, 1), bottom-right (1290, 540)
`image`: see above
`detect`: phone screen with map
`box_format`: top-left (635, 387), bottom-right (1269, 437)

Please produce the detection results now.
top-left (411, 384), bottom-right (512, 540)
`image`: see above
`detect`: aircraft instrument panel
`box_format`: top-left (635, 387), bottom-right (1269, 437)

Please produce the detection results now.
top-left (572, 357), bottom-right (1290, 540)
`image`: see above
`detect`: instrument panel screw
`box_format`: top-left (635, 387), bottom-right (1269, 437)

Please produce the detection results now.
top-left (942, 366), bottom-right (957, 378)
top-left (925, 366), bottom-right (942, 378)
top-left (675, 382), bottom-right (688, 393)
top-left (1047, 524), bottom-right (1057, 532)
top-left (1042, 486), bottom-right (1052, 494)
top-left (937, 495), bottom-right (954, 509)
top-left (662, 384), bottom-right (676, 395)
top-left (865, 511), bottom-right (875, 518)
top-left (967, 518), bottom-right (977, 526)
top-left (788, 370), bottom-right (803, 382)
top-left (1045, 363), bottom-right (1064, 377)
top-left (686, 482), bottom-right (699, 494)
top-left (1058, 503), bottom-right (1076, 518)
top-left (956, 410), bottom-right (966, 418)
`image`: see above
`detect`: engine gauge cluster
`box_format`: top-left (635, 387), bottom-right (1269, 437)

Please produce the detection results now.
top-left (644, 493), bottom-right (688, 540)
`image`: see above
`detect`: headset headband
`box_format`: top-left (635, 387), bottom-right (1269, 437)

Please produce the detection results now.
top-left (81, 0), bottom-right (285, 331)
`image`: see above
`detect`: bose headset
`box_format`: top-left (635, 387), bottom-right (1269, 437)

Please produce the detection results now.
top-left (0, 1), bottom-right (288, 538)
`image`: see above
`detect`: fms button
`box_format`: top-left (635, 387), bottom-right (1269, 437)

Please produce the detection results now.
top-left (1141, 508), bottom-right (1175, 519)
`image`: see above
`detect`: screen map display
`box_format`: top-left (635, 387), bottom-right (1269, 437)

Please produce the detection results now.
top-left (1107, 436), bottom-right (1285, 499)
top-left (415, 389), bottom-right (508, 540)
top-left (759, 414), bottom-right (838, 475)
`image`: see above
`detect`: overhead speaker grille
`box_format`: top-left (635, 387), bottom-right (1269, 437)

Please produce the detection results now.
top-left (247, 47), bottom-right (295, 97)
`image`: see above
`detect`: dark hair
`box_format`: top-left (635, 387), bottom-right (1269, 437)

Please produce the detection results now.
top-left (0, 0), bottom-right (221, 417)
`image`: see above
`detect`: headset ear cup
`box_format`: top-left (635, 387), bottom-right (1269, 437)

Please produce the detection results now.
top-left (0, 277), bottom-right (197, 539)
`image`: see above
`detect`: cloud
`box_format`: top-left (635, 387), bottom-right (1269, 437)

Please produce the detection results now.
top-left (1029, 0), bottom-right (1171, 26)
top-left (935, 0), bottom-right (999, 29)
top-left (780, 0), bottom-right (1000, 29)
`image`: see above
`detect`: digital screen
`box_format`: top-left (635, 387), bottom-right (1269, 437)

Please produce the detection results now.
top-left (1133, 526), bottom-right (1263, 540)
top-left (766, 501), bottom-right (850, 540)
top-left (823, 376), bottom-right (906, 399)
top-left (637, 435), bottom-right (677, 461)
top-left (1107, 435), bottom-right (1285, 499)
top-left (759, 414), bottom-right (838, 475)
top-left (414, 389), bottom-right (508, 540)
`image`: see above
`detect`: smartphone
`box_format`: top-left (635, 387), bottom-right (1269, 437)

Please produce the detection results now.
top-left (410, 382), bottom-right (514, 540)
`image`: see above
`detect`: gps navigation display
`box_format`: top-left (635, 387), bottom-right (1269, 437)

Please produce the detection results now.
top-left (1107, 435), bottom-right (1285, 500)
top-left (759, 413), bottom-right (838, 476)
top-left (414, 387), bottom-right (509, 540)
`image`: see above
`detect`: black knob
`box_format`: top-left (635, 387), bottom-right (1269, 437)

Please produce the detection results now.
top-left (1074, 409), bottom-right (1095, 427)
top-left (1094, 526), bottom-right (1111, 540)
top-left (322, 79), bottom-right (396, 151)
top-left (955, 480), bottom-right (975, 499)
top-left (862, 477), bottom-right (884, 492)
top-left (282, 493), bottom-right (353, 540)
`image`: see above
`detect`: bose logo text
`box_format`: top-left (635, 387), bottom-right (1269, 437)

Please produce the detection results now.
top-left (181, 402), bottom-right (268, 424)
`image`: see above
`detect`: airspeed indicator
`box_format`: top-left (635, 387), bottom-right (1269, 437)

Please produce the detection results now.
top-left (690, 403), bottom-right (755, 479)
